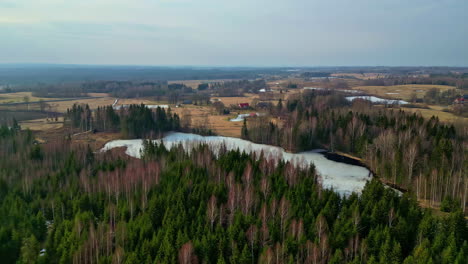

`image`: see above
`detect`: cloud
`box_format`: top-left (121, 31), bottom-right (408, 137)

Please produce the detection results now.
top-left (0, 0), bottom-right (467, 66)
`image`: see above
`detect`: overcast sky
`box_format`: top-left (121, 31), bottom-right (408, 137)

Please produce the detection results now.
top-left (0, 0), bottom-right (467, 66)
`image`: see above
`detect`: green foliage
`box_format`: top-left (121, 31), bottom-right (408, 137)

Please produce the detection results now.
top-left (0, 118), bottom-right (466, 263)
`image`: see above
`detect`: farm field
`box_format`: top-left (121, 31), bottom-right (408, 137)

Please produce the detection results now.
top-left (401, 105), bottom-right (467, 123)
top-left (0, 91), bottom-right (50, 104)
top-left (19, 117), bottom-right (64, 131)
top-left (0, 92), bottom-right (161, 113)
top-left (352, 84), bottom-right (457, 101)
top-left (211, 93), bottom-right (259, 106)
top-left (171, 104), bottom-right (246, 137)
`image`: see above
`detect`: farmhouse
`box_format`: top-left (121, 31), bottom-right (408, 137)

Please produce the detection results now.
top-left (238, 103), bottom-right (250, 109)
top-left (453, 95), bottom-right (468, 104)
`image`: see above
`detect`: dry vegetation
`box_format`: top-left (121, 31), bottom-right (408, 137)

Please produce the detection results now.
top-left (19, 117), bottom-right (64, 131)
top-left (172, 104), bottom-right (244, 137)
top-left (0, 92), bottom-right (49, 104)
top-left (352, 84), bottom-right (457, 100)
top-left (211, 94), bottom-right (259, 106)
top-left (401, 105), bottom-right (467, 123)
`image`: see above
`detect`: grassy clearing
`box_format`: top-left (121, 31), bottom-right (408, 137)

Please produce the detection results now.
top-left (211, 94), bottom-right (259, 106)
top-left (0, 92), bottom-right (50, 104)
top-left (19, 117), bottom-right (64, 131)
top-left (0, 95), bottom-right (162, 113)
top-left (172, 104), bottom-right (244, 137)
top-left (51, 97), bottom-right (162, 112)
top-left (0, 110), bottom-right (49, 122)
top-left (401, 105), bottom-right (467, 123)
top-left (353, 84), bottom-right (457, 101)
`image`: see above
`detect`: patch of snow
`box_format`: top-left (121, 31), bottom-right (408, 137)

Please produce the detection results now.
top-left (303, 87), bottom-right (325, 90)
top-left (146, 105), bottom-right (169, 109)
top-left (341, 89), bottom-right (362, 94)
top-left (101, 132), bottom-right (372, 195)
top-left (346, 96), bottom-right (408, 105)
top-left (40, 249), bottom-right (46, 256)
top-left (385, 93), bottom-right (399, 95)
top-left (259, 89), bottom-right (266, 92)
top-left (230, 114), bottom-right (252, 122)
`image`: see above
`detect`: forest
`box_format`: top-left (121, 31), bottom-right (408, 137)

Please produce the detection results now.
top-left (0, 123), bottom-right (467, 264)
top-left (65, 104), bottom-right (181, 138)
top-left (243, 91), bottom-right (467, 214)
top-left (0, 87), bottom-right (466, 264)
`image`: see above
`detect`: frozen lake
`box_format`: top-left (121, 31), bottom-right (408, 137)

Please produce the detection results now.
top-left (101, 132), bottom-right (372, 195)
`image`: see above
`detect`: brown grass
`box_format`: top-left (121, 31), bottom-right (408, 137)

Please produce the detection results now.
top-left (0, 92), bottom-right (49, 104)
top-left (401, 106), bottom-right (467, 123)
top-left (20, 117), bottom-right (64, 131)
top-left (211, 94), bottom-right (259, 106)
top-left (352, 84), bottom-right (457, 101)
top-left (172, 105), bottom-right (245, 137)
top-left (33, 97), bottom-right (160, 113)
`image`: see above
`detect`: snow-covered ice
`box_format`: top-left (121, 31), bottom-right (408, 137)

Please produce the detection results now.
top-left (303, 87), bottom-right (325, 90)
top-left (230, 114), bottom-right (251, 122)
top-left (101, 132), bottom-right (372, 195)
top-left (146, 105), bottom-right (169, 109)
top-left (346, 96), bottom-right (408, 105)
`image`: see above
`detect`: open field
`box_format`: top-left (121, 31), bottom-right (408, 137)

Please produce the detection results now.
top-left (211, 94), bottom-right (259, 106)
top-left (49, 97), bottom-right (160, 113)
top-left (401, 105), bottom-right (467, 123)
top-left (0, 93), bottom-right (161, 113)
top-left (172, 104), bottom-right (246, 137)
top-left (352, 84), bottom-right (457, 101)
top-left (0, 110), bottom-right (50, 122)
top-left (19, 117), bottom-right (64, 131)
top-left (0, 92), bottom-right (50, 104)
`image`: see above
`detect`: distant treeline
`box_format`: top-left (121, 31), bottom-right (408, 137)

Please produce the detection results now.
top-left (31, 84), bottom-right (88, 98)
top-left (207, 80), bottom-right (267, 96)
top-left (300, 72), bottom-right (331, 78)
top-left (362, 76), bottom-right (468, 90)
top-left (0, 65), bottom-right (287, 85)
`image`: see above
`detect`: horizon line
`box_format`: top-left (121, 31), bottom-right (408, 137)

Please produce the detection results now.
top-left (0, 63), bottom-right (467, 69)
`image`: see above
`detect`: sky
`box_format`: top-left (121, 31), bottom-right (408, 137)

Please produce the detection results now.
top-left (0, 0), bottom-right (467, 66)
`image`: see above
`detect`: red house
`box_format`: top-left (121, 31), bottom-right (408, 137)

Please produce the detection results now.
top-left (238, 103), bottom-right (250, 109)
top-left (454, 95), bottom-right (467, 104)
